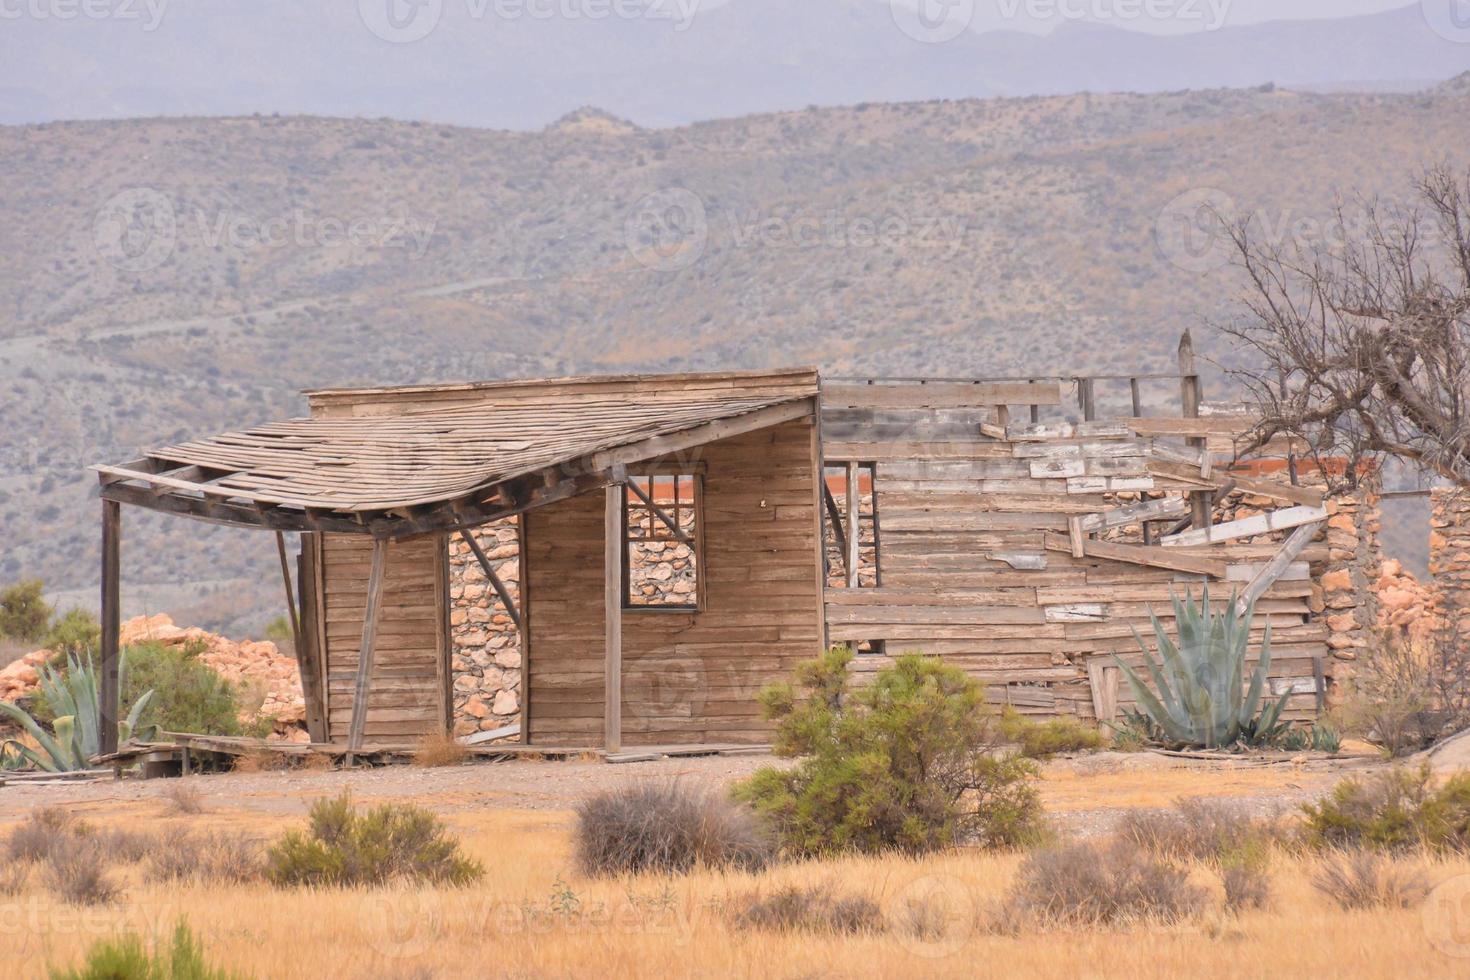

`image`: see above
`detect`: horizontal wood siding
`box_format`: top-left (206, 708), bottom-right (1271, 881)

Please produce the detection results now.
top-left (321, 533), bottom-right (445, 742)
top-left (823, 405), bottom-right (1330, 722)
top-left (526, 417), bottom-right (822, 747)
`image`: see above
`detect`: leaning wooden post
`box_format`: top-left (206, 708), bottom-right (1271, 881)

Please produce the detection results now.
top-left (1178, 331), bottom-right (1212, 531)
top-left (99, 499), bottom-right (122, 756)
top-left (347, 537), bottom-right (390, 756)
top-left (604, 480), bottom-right (624, 754)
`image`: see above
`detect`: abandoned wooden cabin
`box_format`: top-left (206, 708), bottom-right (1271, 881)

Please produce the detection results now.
top-left (91, 339), bottom-right (1377, 758)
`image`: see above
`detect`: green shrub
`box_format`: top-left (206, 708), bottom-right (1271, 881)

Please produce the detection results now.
top-left (575, 782), bottom-right (771, 877)
top-left (999, 708), bottom-right (1104, 759)
top-left (48, 922), bottom-right (244, 980)
top-left (266, 792), bottom-right (483, 888)
top-left (1301, 765), bottom-right (1470, 853)
top-left (45, 608), bottom-right (100, 659)
top-left (734, 649), bottom-right (1046, 857)
top-left (0, 579), bottom-right (51, 643)
top-left (122, 642), bottom-right (243, 736)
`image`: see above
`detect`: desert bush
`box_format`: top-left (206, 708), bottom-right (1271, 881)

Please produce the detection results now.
top-left (575, 781), bottom-right (771, 877)
top-left (146, 829), bottom-right (263, 886)
top-left (1301, 765), bottom-right (1470, 853)
top-left (6, 806), bottom-right (85, 863)
top-left (1220, 860), bottom-right (1272, 913)
top-left (0, 579), bottom-right (51, 643)
top-left (736, 649), bottom-right (1045, 857)
top-left (163, 781), bottom-right (207, 815)
top-left (732, 885), bottom-right (884, 935)
top-left (1115, 797), bottom-right (1286, 866)
top-left (48, 922), bottom-right (243, 980)
top-left (1001, 840), bottom-right (1208, 928)
top-left (265, 791), bottom-right (483, 888)
top-left (411, 732), bottom-right (470, 769)
top-left (122, 641), bottom-right (245, 737)
top-left (44, 838), bottom-right (120, 907)
top-left (999, 707), bottom-right (1103, 759)
top-left (1310, 851), bottom-right (1430, 910)
top-left (1339, 626), bottom-right (1470, 755)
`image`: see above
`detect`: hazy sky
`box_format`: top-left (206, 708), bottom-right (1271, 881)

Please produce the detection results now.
top-left (937, 0), bottom-right (1423, 34)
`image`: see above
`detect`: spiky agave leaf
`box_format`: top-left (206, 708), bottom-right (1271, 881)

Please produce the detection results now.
top-left (0, 700), bottom-right (75, 771)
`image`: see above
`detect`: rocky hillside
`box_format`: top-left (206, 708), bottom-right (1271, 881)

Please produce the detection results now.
top-left (2, 80), bottom-right (1468, 627)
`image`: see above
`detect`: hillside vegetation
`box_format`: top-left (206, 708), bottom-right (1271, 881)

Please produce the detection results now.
top-left (2, 80), bottom-right (1468, 627)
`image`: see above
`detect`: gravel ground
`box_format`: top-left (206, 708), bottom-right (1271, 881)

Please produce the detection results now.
top-left (0, 749), bottom-right (1388, 830)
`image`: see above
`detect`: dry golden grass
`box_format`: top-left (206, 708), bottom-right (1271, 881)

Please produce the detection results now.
top-left (411, 732), bottom-right (471, 769)
top-left (5, 799), bottom-right (1470, 979)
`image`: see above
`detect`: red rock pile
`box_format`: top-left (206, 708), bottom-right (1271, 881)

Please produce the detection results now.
top-left (0, 614), bottom-right (307, 741)
top-left (1375, 559), bottom-right (1442, 642)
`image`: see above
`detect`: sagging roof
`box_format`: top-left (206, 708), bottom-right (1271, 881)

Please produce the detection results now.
top-left (94, 368), bottom-right (819, 537)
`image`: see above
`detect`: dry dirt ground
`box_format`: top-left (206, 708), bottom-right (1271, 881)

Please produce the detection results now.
top-left (4, 750), bottom-right (1463, 979)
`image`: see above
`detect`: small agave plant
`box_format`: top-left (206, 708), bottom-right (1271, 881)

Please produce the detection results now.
top-left (0, 651), bottom-right (156, 772)
top-left (1114, 584), bottom-right (1293, 750)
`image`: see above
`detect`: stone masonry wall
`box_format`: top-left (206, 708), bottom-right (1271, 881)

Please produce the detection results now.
top-left (1430, 488), bottom-right (1470, 639)
top-left (1317, 486), bottom-right (1382, 702)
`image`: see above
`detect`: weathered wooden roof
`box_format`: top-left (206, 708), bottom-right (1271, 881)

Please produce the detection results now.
top-left (94, 368), bottom-right (819, 536)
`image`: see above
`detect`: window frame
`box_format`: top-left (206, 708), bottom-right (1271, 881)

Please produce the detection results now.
top-left (620, 469), bottom-right (706, 613)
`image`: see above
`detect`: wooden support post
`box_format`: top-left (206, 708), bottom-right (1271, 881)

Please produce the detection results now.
top-left (273, 532), bottom-right (304, 657)
top-left (99, 499), bottom-right (121, 757)
top-left (1078, 378), bottom-right (1097, 421)
top-left (347, 537), bottom-right (390, 754)
top-left (1130, 377), bottom-right (1143, 418)
top-left (1178, 331), bottom-right (1212, 531)
top-left (604, 481), bottom-right (623, 754)
top-left (295, 539), bottom-right (329, 743)
top-left (845, 461), bottom-right (860, 588)
top-left (459, 529), bottom-right (522, 630)
top-left (822, 483), bottom-right (849, 577)
top-left (1030, 404), bottom-right (1040, 424)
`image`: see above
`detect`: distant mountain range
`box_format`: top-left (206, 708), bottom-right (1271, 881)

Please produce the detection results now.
top-left (2, 2), bottom-right (1468, 128)
top-left (2, 74), bottom-right (1468, 629)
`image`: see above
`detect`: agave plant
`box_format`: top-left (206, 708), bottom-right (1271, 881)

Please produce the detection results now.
top-left (1114, 585), bottom-right (1292, 750)
top-left (0, 651), bottom-right (156, 771)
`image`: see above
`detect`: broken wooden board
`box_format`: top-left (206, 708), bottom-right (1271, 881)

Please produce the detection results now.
top-left (1078, 497), bottom-right (1189, 533)
top-left (1161, 506), bottom-right (1328, 548)
top-left (1044, 533), bottom-right (1228, 578)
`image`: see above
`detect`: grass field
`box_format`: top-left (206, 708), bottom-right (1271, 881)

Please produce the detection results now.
top-left (5, 758), bottom-right (1468, 978)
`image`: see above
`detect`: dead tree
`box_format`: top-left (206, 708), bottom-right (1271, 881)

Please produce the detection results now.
top-left (1218, 164), bottom-right (1470, 492)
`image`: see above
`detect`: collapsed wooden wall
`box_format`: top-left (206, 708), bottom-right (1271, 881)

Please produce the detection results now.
top-left (821, 382), bottom-right (1341, 724)
top-left (524, 418), bottom-right (824, 747)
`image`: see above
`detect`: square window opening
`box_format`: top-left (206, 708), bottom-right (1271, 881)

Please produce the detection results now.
top-left (623, 473), bottom-right (702, 610)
